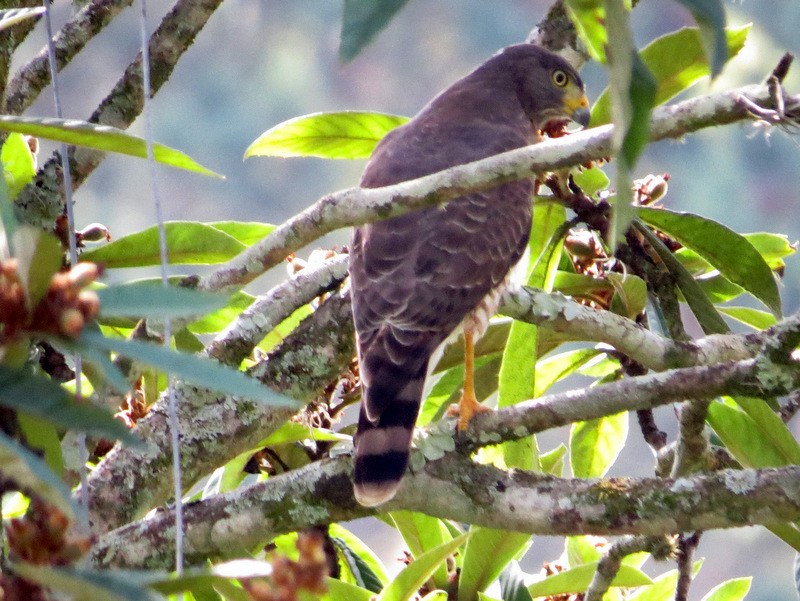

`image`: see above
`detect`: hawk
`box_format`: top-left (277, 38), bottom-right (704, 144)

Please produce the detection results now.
top-left (349, 44), bottom-right (590, 506)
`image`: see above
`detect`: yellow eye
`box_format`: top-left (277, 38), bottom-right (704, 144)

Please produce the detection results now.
top-left (552, 69), bottom-right (569, 87)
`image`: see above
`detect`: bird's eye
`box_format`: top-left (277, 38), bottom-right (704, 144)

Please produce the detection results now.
top-left (552, 70), bottom-right (569, 87)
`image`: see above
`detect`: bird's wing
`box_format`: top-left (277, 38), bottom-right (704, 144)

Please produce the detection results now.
top-left (349, 123), bottom-right (533, 506)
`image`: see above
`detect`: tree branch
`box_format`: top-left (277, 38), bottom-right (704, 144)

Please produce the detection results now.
top-left (90, 343), bottom-right (800, 565)
top-left (92, 457), bottom-right (800, 569)
top-left (13, 0), bottom-right (224, 229)
top-left (584, 535), bottom-right (673, 601)
top-left (199, 83), bottom-right (798, 293)
top-left (3, 0), bottom-right (134, 115)
top-left (83, 276), bottom-right (798, 536)
top-left (83, 291), bottom-right (355, 535)
top-left (205, 254), bottom-right (348, 366)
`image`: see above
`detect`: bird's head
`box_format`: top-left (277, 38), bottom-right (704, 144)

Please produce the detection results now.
top-left (499, 44), bottom-right (591, 136)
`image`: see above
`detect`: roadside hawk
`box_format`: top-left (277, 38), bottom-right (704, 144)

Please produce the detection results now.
top-left (349, 44), bottom-right (590, 506)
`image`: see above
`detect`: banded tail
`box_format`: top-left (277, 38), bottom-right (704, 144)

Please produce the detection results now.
top-left (353, 327), bottom-right (433, 507)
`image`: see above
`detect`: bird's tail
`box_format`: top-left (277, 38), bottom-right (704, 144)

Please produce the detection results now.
top-left (353, 361), bottom-right (428, 507)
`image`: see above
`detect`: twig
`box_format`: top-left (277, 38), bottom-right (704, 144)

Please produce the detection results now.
top-left (205, 254), bottom-right (349, 366)
top-left (584, 535), bottom-right (674, 601)
top-left (670, 400), bottom-right (711, 477)
top-left (675, 532), bottom-right (702, 601)
top-left (0, 0), bottom-right (43, 107)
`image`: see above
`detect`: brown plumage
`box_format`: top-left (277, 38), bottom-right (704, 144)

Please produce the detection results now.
top-left (349, 44), bottom-right (589, 506)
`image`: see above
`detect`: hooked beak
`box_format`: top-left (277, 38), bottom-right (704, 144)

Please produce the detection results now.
top-left (564, 90), bottom-right (591, 128)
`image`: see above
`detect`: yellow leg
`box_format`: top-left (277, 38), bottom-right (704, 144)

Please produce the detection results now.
top-left (446, 331), bottom-right (491, 431)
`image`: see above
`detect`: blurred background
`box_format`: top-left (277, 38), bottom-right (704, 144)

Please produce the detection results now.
top-left (14, 1), bottom-right (800, 598)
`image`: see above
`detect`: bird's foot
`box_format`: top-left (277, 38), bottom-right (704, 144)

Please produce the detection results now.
top-left (446, 394), bottom-right (492, 431)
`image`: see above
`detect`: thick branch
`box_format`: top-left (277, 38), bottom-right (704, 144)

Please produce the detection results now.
top-left (83, 291), bottom-right (355, 536)
top-left (90, 349), bottom-right (800, 564)
top-left (92, 458), bottom-right (800, 569)
top-left (200, 84), bottom-right (795, 292)
top-left (84, 282), bottom-right (794, 535)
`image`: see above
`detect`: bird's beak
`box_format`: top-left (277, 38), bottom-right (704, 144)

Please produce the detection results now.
top-left (564, 88), bottom-right (591, 128)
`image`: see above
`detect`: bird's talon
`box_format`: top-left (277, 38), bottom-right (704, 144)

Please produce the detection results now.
top-left (447, 399), bottom-right (492, 431)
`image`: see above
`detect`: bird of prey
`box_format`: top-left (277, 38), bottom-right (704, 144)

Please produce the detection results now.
top-left (349, 44), bottom-right (590, 507)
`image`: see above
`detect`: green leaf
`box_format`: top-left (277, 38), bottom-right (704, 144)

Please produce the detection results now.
top-left (390, 511), bottom-right (452, 587)
top-left (0, 115), bottom-right (222, 178)
top-left (572, 166), bottom-right (610, 196)
top-left (0, 432), bottom-right (75, 519)
top-left (634, 220), bottom-right (730, 334)
top-left (592, 25), bottom-right (749, 125)
top-left (0, 7), bottom-right (45, 32)
top-left (257, 304), bottom-right (315, 353)
top-left (217, 451), bottom-right (250, 494)
top-left (80, 222), bottom-right (246, 268)
top-left (330, 523), bottom-right (389, 592)
top-left (17, 413), bottom-right (64, 475)
top-left (566, 536), bottom-right (603, 567)
top-left (148, 559), bottom-right (272, 595)
top-left (498, 561), bottom-right (534, 601)
top-left (675, 0), bottom-right (728, 77)
top-left (564, 0), bottom-right (606, 62)
top-left (11, 564), bottom-right (166, 601)
top-left (77, 329), bottom-right (299, 407)
top-left (458, 529), bottom-right (531, 601)
top-left (327, 578), bottom-right (374, 601)
top-left (262, 421), bottom-right (349, 446)
top-left (766, 523), bottom-right (800, 553)
top-left (0, 158), bottom-right (16, 247)
top-left (706, 401), bottom-right (787, 468)
top-left (0, 364), bottom-right (138, 444)
top-left (700, 577), bottom-right (751, 601)
top-left (208, 221), bottom-right (275, 246)
top-left (608, 272), bottom-right (647, 319)
top-left (527, 562), bottom-right (652, 597)
top-left (570, 411), bottom-right (628, 478)
top-left (187, 290), bottom-right (255, 335)
top-left (695, 274), bottom-right (743, 305)
top-left (245, 112), bottom-right (408, 160)
top-left (497, 202), bottom-right (566, 469)
top-left (535, 348), bottom-right (602, 397)
top-left (12, 226), bottom-right (62, 308)
top-left (639, 207), bottom-right (781, 317)
top-left (2, 132), bottom-right (36, 199)
top-left (744, 232), bottom-right (796, 270)
top-left (627, 561), bottom-right (702, 601)
top-left (717, 307), bottom-right (776, 330)
top-left (378, 533), bottom-right (469, 601)
top-left (539, 444), bottom-right (567, 477)
top-left (97, 282), bottom-right (229, 319)
top-left (731, 396), bottom-right (800, 465)
top-left (340, 0), bottom-right (412, 62)
top-left (622, 53), bottom-right (657, 167)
